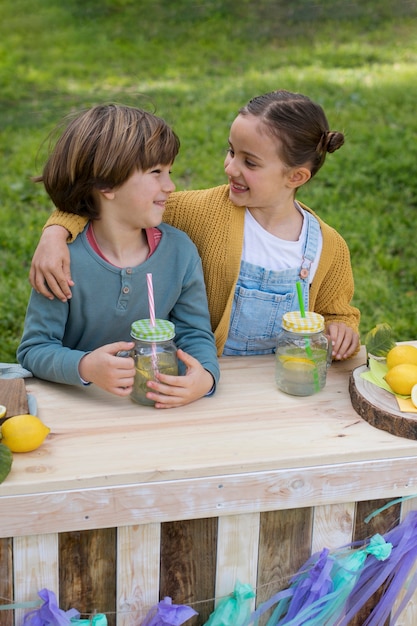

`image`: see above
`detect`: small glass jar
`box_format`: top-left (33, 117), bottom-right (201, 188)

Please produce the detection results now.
top-left (130, 319), bottom-right (178, 406)
top-left (275, 311), bottom-right (331, 396)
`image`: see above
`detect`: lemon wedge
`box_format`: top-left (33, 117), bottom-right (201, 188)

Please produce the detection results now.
top-left (0, 405), bottom-right (6, 419)
top-left (411, 384), bottom-right (417, 409)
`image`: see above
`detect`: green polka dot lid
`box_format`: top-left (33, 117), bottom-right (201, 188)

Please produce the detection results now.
top-left (130, 319), bottom-right (176, 341)
top-left (282, 311), bottom-right (325, 334)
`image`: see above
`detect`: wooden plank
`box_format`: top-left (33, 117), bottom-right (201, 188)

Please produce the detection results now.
top-left (3, 457), bottom-right (417, 538)
top-left (59, 529), bottom-right (116, 626)
top-left (160, 518), bottom-right (217, 626)
top-left (311, 502), bottom-right (355, 553)
top-left (214, 514), bottom-right (259, 614)
top-left (0, 537), bottom-right (13, 626)
top-left (347, 499), bottom-right (401, 626)
top-left (117, 523), bottom-right (160, 626)
top-left (13, 533), bottom-right (58, 626)
top-left (256, 508), bottom-right (313, 624)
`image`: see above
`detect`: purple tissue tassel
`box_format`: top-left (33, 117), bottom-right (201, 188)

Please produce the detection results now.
top-left (22, 588), bottom-right (80, 626)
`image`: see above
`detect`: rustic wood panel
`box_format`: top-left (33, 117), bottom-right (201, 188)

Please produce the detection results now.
top-left (256, 508), bottom-right (313, 625)
top-left (347, 499), bottom-right (401, 626)
top-left (13, 533), bottom-right (58, 626)
top-left (4, 457), bottom-right (417, 539)
top-left (311, 502), bottom-right (355, 553)
top-left (214, 513), bottom-right (259, 615)
top-left (160, 518), bottom-right (217, 626)
top-left (117, 523), bottom-right (160, 626)
top-left (0, 537), bottom-right (13, 626)
top-left (59, 529), bottom-right (116, 626)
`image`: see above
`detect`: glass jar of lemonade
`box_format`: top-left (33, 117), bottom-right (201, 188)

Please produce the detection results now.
top-left (130, 319), bottom-right (178, 406)
top-left (275, 311), bottom-right (331, 396)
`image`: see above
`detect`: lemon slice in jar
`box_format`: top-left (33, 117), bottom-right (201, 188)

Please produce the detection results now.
top-left (0, 405), bottom-right (6, 418)
top-left (282, 357), bottom-right (316, 371)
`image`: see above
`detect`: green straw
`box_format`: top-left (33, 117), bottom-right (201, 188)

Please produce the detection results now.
top-left (296, 281), bottom-right (320, 392)
top-left (296, 281), bottom-right (306, 317)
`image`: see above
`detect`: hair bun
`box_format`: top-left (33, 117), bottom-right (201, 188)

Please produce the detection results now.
top-left (326, 130), bottom-right (345, 153)
top-left (317, 130), bottom-right (345, 154)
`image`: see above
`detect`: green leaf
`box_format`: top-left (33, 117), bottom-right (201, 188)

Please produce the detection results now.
top-left (0, 443), bottom-right (13, 483)
top-left (365, 323), bottom-right (396, 357)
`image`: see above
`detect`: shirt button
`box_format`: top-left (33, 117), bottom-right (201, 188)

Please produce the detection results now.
top-left (122, 286), bottom-right (130, 294)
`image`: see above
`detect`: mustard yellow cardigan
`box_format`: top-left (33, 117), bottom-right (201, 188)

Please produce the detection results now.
top-left (45, 184), bottom-right (360, 356)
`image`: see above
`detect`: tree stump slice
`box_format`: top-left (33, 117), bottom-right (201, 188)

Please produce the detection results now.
top-left (349, 365), bottom-right (417, 440)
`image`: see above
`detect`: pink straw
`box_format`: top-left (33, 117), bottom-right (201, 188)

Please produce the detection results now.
top-left (147, 273), bottom-right (156, 327)
top-left (146, 273), bottom-right (158, 374)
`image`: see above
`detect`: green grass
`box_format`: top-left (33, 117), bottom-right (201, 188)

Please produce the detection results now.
top-left (1, 0), bottom-right (417, 362)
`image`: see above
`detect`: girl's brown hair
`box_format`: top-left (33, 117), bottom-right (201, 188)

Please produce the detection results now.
top-left (35, 104), bottom-right (180, 218)
top-left (239, 90), bottom-right (344, 178)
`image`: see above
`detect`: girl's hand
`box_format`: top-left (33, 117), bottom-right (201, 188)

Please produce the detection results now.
top-left (78, 342), bottom-right (136, 396)
top-left (29, 225), bottom-right (74, 302)
top-left (326, 323), bottom-right (360, 361)
top-left (145, 348), bottom-right (215, 408)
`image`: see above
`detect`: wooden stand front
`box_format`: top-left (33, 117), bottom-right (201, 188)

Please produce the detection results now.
top-left (2, 348), bottom-right (417, 625)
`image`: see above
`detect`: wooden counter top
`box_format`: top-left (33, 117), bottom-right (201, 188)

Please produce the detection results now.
top-left (2, 346), bottom-right (417, 537)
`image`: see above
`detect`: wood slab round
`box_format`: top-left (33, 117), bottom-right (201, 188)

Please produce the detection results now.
top-left (349, 365), bottom-right (417, 440)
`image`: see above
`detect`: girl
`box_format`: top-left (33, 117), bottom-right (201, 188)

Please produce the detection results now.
top-left (29, 90), bottom-right (360, 360)
top-left (18, 104), bottom-right (219, 407)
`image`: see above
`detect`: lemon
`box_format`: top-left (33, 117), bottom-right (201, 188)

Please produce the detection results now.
top-left (0, 405), bottom-right (6, 418)
top-left (0, 414), bottom-right (50, 453)
top-left (411, 384), bottom-right (417, 409)
top-left (384, 364), bottom-right (417, 396)
top-left (386, 344), bottom-right (417, 370)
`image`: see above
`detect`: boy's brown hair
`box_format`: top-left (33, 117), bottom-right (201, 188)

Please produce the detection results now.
top-left (35, 104), bottom-right (180, 218)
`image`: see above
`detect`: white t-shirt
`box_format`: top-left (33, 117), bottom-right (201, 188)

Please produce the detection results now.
top-left (241, 205), bottom-right (323, 283)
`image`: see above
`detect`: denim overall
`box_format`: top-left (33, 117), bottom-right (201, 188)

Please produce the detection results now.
top-left (223, 211), bottom-right (321, 356)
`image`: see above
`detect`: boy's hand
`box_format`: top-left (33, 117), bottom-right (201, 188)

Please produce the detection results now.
top-left (145, 349), bottom-right (215, 408)
top-left (29, 225), bottom-right (73, 302)
top-left (78, 342), bottom-right (136, 395)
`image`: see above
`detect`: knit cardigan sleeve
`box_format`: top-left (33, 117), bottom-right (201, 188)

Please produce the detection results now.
top-left (306, 207), bottom-right (360, 336)
top-left (44, 211), bottom-right (88, 242)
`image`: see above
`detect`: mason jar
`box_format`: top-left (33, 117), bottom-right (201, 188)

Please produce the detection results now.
top-left (275, 311), bottom-right (331, 396)
top-left (129, 318), bottom-right (178, 406)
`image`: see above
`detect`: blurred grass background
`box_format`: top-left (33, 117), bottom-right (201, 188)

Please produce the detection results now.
top-left (1, 0), bottom-right (417, 362)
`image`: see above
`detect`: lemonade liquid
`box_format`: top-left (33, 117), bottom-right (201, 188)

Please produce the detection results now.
top-left (131, 354), bottom-right (178, 406)
top-left (275, 347), bottom-right (328, 396)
